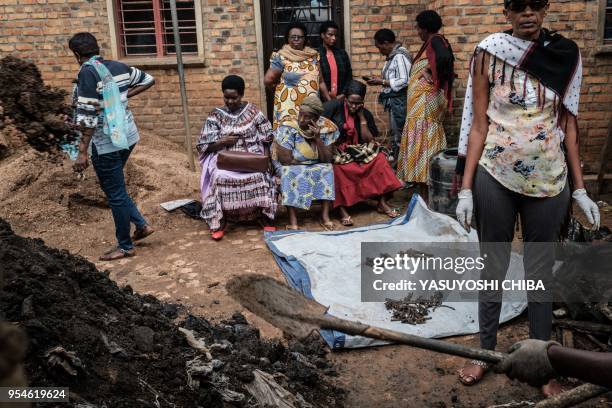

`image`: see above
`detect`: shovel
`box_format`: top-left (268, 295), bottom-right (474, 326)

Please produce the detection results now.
top-left (227, 275), bottom-right (609, 408)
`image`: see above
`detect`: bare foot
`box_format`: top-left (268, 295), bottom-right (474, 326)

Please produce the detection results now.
top-left (458, 361), bottom-right (488, 386)
top-left (541, 379), bottom-right (563, 397)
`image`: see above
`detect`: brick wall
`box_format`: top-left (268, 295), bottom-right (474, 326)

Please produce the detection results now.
top-left (1, 0), bottom-right (609, 171)
top-left (428, 0), bottom-right (612, 173)
top-left (347, 0), bottom-right (429, 135)
top-left (0, 0), bottom-right (264, 150)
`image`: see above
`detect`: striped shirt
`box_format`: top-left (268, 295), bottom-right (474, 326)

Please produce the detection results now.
top-left (76, 59), bottom-right (154, 155)
top-left (381, 45), bottom-right (411, 93)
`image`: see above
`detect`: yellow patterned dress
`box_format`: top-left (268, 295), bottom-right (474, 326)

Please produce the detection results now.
top-left (396, 56), bottom-right (447, 183)
top-left (269, 46), bottom-right (320, 129)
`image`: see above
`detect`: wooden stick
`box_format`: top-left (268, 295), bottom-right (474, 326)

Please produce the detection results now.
top-left (319, 314), bottom-right (506, 363)
top-left (534, 384), bottom-right (609, 408)
top-left (553, 319), bottom-right (612, 335)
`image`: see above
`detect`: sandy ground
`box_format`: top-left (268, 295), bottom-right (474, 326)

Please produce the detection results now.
top-left (1, 134), bottom-right (610, 407)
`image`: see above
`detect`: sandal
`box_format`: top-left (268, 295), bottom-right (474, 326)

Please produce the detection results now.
top-left (99, 247), bottom-right (135, 261)
top-left (263, 226), bottom-right (277, 232)
top-left (286, 225), bottom-right (299, 231)
top-left (132, 225), bottom-right (155, 241)
top-left (457, 360), bottom-right (489, 386)
top-left (341, 216), bottom-right (354, 227)
top-left (211, 230), bottom-right (225, 241)
top-left (377, 207), bottom-right (401, 218)
top-left (320, 221), bottom-right (335, 231)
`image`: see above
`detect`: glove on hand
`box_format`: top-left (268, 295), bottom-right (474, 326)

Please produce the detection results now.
top-left (494, 339), bottom-right (560, 387)
top-left (572, 189), bottom-right (600, 230)
top-left (456, 189), bottom-right (473, 233)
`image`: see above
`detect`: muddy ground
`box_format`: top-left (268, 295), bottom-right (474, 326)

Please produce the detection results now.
top-left (1, 133), bottom-right (611, 407)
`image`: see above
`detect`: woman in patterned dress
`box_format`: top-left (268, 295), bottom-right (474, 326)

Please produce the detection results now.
top-left (264, 22), bottom-right (321, 129)
top-left (396, 10), bottom-right (454, 199)
top-left (197, 75), bottom-right (277, 241)
top-left (273, 95), bottom-right (339, 231)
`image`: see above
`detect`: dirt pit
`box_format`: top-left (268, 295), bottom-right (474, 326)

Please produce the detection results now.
top-left (0, 218), bottom-right (345, 407)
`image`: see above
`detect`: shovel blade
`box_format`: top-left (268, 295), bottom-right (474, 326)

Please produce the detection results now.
top-left (226, 275), bottom-right (329, 340)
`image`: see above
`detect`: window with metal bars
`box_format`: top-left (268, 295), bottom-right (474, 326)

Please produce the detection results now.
top-left (115, 0), bottom-right (198, 57)
top-left (268, 0), bottom-right (339, 51)
top-left (606, 0), bottom-right (612, 42)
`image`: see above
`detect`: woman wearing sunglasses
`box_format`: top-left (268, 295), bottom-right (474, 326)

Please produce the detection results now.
top-left (264, 22), bottom-right (321, 130)
top-left (455, 0), bottom-right (600, 394)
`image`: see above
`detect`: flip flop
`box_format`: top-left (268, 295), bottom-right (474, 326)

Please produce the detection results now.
top-left (263, 226), bottom-right (277, 232)
top-left (320, 221), bottom-right (335, 231)
top-left (286, 225), bottom-right (299, 231)
top-left (341, 216), bottom-right (354, 227)
top-left (377, 207), bottom-right (401, 218)
top-left (211, 230), bottom-right (225, 241)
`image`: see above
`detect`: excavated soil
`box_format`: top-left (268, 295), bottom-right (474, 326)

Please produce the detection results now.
top-left (0, 56), bottom-right (77, 154)
top-left (0, 219), bottom-right (344, 407)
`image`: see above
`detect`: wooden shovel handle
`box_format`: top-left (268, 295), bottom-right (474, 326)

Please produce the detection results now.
top-left (319, 315), bottom-right (505, 363)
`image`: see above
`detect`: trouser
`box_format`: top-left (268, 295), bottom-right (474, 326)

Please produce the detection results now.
top-left (473, 166), bottom-right (570, 350)
top-left (91, 144), bottom-right (147, 251)
top-left (386, 95), bottom-right (407, 161)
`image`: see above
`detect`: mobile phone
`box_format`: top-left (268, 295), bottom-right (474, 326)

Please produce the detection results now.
top-left (362, 75), bottom-right (372, 81)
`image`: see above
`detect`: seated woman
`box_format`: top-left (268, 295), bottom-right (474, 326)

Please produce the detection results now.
top-left (324, 80), bottom-right (403, 226)
top-left (273, 95), bottom-right (339, 231)
top-left (197, 75), bottom-right (277, 240)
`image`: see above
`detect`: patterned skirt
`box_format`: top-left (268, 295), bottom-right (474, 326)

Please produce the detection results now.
top-left (200, 155), bottom-right (277, 230)
top-left (396, 86), bottom-right (447, 184)
top-left (279, 163), bottom-right (335, 210)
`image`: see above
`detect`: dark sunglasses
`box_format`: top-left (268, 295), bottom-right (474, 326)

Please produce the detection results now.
top-left (507, 0), bottom-right (548, 12)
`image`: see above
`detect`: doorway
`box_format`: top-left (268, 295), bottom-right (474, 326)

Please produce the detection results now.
top-left (260, 0), bottom-right (345, 120)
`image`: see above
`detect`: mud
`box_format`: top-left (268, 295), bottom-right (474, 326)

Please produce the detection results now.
top-left (0, 56), bottom-right (77, 154)
top-left (0, 219), bottom-right (344, 407)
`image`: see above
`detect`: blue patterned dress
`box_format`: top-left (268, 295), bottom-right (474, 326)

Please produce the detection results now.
top-left (274, 117), bottom-right (340, 209)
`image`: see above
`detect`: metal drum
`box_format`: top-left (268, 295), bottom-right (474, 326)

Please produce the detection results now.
top-left (428, 148), bottom-right (459, 217)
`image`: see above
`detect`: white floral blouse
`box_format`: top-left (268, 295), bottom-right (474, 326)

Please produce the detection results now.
top-left (479, 56), bottom-right (567, 198)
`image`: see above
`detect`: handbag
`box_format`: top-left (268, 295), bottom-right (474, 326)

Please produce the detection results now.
top-left (217, 150), bottom-right (269, 173)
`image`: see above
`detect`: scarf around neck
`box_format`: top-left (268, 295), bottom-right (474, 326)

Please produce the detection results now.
top-left (458, 30), bottom-right (581, 156)
top-left (83, 56), bottom-right (129, 150)
top-left (278, 44), bottom-right (319, 62)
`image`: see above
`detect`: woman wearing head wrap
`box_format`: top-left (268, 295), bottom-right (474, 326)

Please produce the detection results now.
top-left (273, 95), bottom-right (340, 230)
top-left (455, 0), bottom-right (600, 394)
top-left (197, 75), bottom-right (277, 241)
top-left (264, 22), bottom-right (322, 129)
top-left (396, 10), bottom-right (454, 199)
top-left (323, 80), bottom-right (403, 226)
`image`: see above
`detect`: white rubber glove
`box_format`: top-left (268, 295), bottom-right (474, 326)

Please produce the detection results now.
top-left (456, 189), bottom-right (473, 233)
top-left (572, 188), bottom-right (600, 230)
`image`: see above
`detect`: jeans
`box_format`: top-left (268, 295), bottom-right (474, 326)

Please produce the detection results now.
top-left (386, 95), bottom-right (407, 161)
top-left (473, 166), bottom-right (570, 350)
top-left (91, 144), bottom-right (147, 250)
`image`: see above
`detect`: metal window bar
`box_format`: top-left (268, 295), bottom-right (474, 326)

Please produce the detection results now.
top-left (606, 0), bottom-right (612, 42)
top-left (271, 0), bottom-right (333, 51)
top-left (116, 0), bottom-right (197, 56)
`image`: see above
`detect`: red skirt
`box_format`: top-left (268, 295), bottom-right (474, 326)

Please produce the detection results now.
top-left (333, 153), bottom-right (403, 208)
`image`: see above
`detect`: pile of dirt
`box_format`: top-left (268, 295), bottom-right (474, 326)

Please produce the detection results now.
top-left (0, 218), bottom-right (344, 407)
top-left (0, 135), bottom-right (200, 245)
top-left (0, 56), bottom-right (77, 154)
